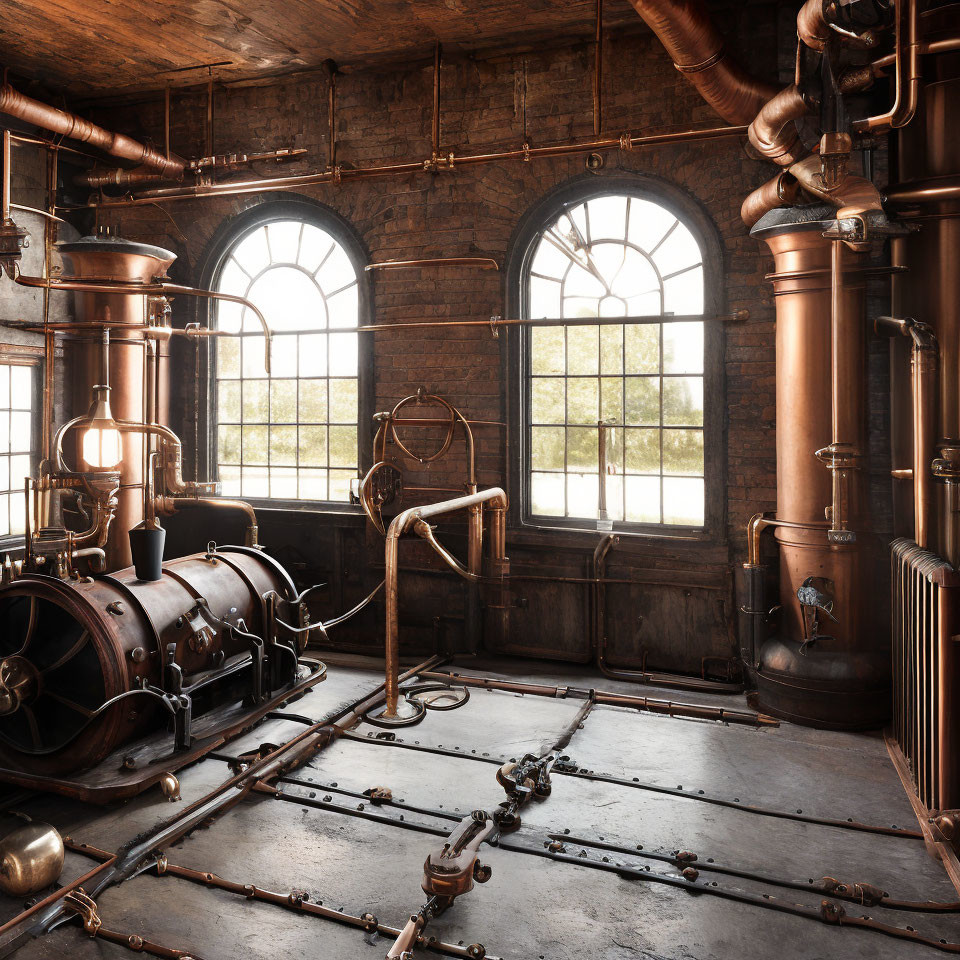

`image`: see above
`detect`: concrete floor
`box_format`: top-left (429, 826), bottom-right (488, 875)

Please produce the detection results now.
top-left (2, 657), bottom-right (957, 960)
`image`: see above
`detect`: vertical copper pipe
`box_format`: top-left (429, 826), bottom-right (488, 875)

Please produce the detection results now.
top-left (382, 489), bottom-right (507, 717)
top-left (206, 74), bottom-right (214, 157)
top-left (912, 336), bottom-right (938, 548)
top-left (42, 146), bottom-right (57, 491)
top-left (852, 0), bottom-right (920, 134)
top-left (1, 129), bottom-right (10, 222)
top-left (432, 42), bottom-right (441, 160)
top-left (593, 0), bottom-right (603, 137)
top-left (327, 66), bottom-right (337, 170)
top-left (164, 87), bottom-right (171, 161)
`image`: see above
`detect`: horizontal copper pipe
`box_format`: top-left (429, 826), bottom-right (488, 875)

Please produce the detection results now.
top-left (886, 176), bottom-right (960, 206)
top-left (356, 310), bottom-right (748, 334)
top-left (746, 512), bottom-right (830, 566)
top-left (83, 124), bottom-right (747, 208)
top-left (365, 257), bottom-right (499, 272)
top-left (0, 83), bottom-right (184, 178)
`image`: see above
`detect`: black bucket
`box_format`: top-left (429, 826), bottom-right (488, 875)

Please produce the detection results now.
top-left (129, 526), bottom-right (166, 582)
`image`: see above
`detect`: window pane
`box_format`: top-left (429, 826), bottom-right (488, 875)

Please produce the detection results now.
top-left (299, 334), bottom-right (327, 378)
top-left (328, 426), bottom-right (357, 468)
top-left (530, 277), bottom-right (562, 319)
top-left (271, 335), bottom-right (299, 378)
top-left (652, 222), bottom-right (701, 277)
top-left (218, 338), bottom-right (240, 379)
top-left (328, 333), bottom-right (358, 376)
top-left (298, 468), bottom-right (327, 500)
top-left (267, 221), bottom-right (302, 263)
top-left (531, 426), bottom-right (564, 472)
top-left (600, 377), bottom-right (623, 422)
top-left (625, 324), bottom-right (659, 374)
top-left (531, 378), bottom-right (565, 424)
top-left (329, 379), bottom-right (358, 423)
top-left (567, 379), bottom-right (599, 425)
top-left (663, 477), bottom-right (704, 526)
top-left (625, 378), bottom-right (660, 426)
top-left (664, 267), bottom-right (705, 315)
top-left (625, 475), bottom-right (660, 523)
top-left (218, 381), bottom-right (241, 422)
top-left (270, 426), bottom-right (298, 466)
top-left (242, 426), bottom-right (268, 465)
top-left (625, 428), bottom-right (660, 474)
top-left (299, 380), bottom-right (328, 423)
top-left (566, 326), bottom-right (599, 375)
top-left (531, 326), bottom-right (564, 375)
top-left (566, 427), bottom-right (597, 471)
top-left (663, 377), bottom-right (703, 427)
top-left (628, 199), bottom-right (677, 252)
top-left (663, 322), bottom-right (703, 374)
top-left (270, 467), bottom-right (298, 499)
top-left (270, 380), bottom-right (297, 422)
top-left (662, 429), bottom-right (704, 475)
top-left (567, 473), bottom-right (598, 519)
top-left (531, 472), bottom-right (564, 516)
top-left (218, 425), bottom-right (241, 464)
top-left (328, 284), bottom-right (359, 329)
top-left (299, 426), bottom-right (327, 465)
top-left (600, 326), bottom-right (623, 375)
top-left (232, 226), bottom-right (269, 275)
top-left (242, 380), bottom-right (269, 422)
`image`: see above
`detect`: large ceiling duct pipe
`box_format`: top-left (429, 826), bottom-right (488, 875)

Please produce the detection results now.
top-left (0, 84), bottom-right (184, 179)
top-left (624, 0), bottom-right (779, 124)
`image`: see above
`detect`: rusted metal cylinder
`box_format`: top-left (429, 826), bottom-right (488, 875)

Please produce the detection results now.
top-left (748, 207), bottom-right (887, 728)
top-left (57, 236), bottom-right (176, 571)
top-left (0, 546), bottom-right (299, 776)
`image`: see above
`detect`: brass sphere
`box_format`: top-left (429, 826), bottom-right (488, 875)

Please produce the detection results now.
top-left (159, 773), bottom-right (181, 802)
top-left (0, 822), bottom-right (65, 896)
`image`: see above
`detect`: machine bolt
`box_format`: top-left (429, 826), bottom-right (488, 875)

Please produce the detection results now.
top-left (682, 867), bottom-right (699, 882)
top-left (107, 601), bottom-right (125, 615)
top-left (130, 647), bottom-right (146, 663)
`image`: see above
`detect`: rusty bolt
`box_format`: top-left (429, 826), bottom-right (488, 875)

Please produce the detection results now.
top-left (682, 867), bottom-right (699, 882)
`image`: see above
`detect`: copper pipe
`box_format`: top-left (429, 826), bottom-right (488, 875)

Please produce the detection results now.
top-left (886, 175), bottom-right (960, 206)
top-left (0, 83), bottom-right (184, 178)
top-left (75, 166), bottom-right (170, 189)
top-left (594, 0), bottom-right (603, 136)
top-left (10, 202), bottom-right (65, 223)
top-left (206, 74), bottom-right (214, 157)
top-left (748, 85), bottom-right (809, 167)
top-left (797, 0), bottom-right (831, 51)
top-left (365, 257), bottom-right (499, 272)
top-left (355, 310), bottom-right (747, 335)
top-left (871, 35), bottom-right (960, 73)
top-left (159, 495), bottom-right (259, 547)
top-left (746, 512), bottom-right (830, 566)
top-left (912, 332), bottom-right (938, 549)
top-left (1, 128), bottom-right (9, 222)
top-left (741, 171), bottom-right (800, 229)
top-left (85, 123), bottom-right (747, 207)
top-left (853, 0), bottom-right (920, 134)
top-left (383, 488), bottom-right (507, 717)
top-left (624, 0), bottom-right (778, 124)
top-left (432, 42), bottom-right (441, 160)
top-left (164, 87), bottom-right (171, 161)
top-left (13, 273), bottom-right (274, 375)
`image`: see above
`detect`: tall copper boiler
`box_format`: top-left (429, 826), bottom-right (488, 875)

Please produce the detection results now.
top-left (57, 236), bottom-right (176, 571)
top-left (748, 207), bottom-right (888, 728)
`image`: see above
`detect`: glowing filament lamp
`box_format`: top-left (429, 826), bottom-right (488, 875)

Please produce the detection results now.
top-left (81, 385), bottom-right (122, 469)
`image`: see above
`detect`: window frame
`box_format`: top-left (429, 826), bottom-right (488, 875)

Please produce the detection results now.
top-left (505, 175), bottom-right (726, 542)
top-left (0, 345), bottom-right (43, 551)
top-left (198, 197), bottom-right (373, 513)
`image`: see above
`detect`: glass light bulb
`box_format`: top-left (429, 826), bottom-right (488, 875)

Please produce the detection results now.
top-left (81, 425), bottom-right (122, 469)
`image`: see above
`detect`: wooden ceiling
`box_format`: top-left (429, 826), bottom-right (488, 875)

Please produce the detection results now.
top-left (1, 0), bottom-right (648, 97)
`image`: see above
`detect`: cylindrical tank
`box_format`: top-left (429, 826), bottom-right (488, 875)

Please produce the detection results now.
top-left (57, 235), bottom-right (176, 572)
top-left (748, 206), bottom-right (888, 728)
top-left (0, 546), bottom-right (302, 776)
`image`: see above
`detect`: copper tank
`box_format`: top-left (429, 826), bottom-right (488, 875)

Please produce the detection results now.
top-left (749, 207), bottom-right (888, 728)
top-left (0, 547), bottom-right (301, 776)
top-left (57, 236), bottom-right (176, 571)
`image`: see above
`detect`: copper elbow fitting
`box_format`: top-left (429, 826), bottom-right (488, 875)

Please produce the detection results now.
top-left (748, 85), bottom-right (810, 167)
top-left (741, 171), bottom-right (801, 228)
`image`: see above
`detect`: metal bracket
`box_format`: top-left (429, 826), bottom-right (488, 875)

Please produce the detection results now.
top-left (64, 888), bottom-right (102, 936)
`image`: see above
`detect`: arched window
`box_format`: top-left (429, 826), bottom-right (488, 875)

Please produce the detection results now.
top-left (212, 211), bottom-right (363, 503)
top-left (521, 188), bottom-right (709, 530)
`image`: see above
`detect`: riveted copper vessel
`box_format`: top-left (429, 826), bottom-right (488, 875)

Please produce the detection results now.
top-left (749, 208), bottom-right (888, 728)
top-left (0, 546), bottom-right (300, 776)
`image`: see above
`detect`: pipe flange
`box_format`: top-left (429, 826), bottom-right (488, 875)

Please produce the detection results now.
top-left (363, 696), bottom-right (427, 728)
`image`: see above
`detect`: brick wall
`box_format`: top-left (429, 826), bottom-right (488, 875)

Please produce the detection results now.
top-left (64, 3), bottom-right (893, 670)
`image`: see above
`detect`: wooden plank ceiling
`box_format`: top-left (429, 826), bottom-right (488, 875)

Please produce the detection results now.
top-left (1, 0), bottom-right (649, 96)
